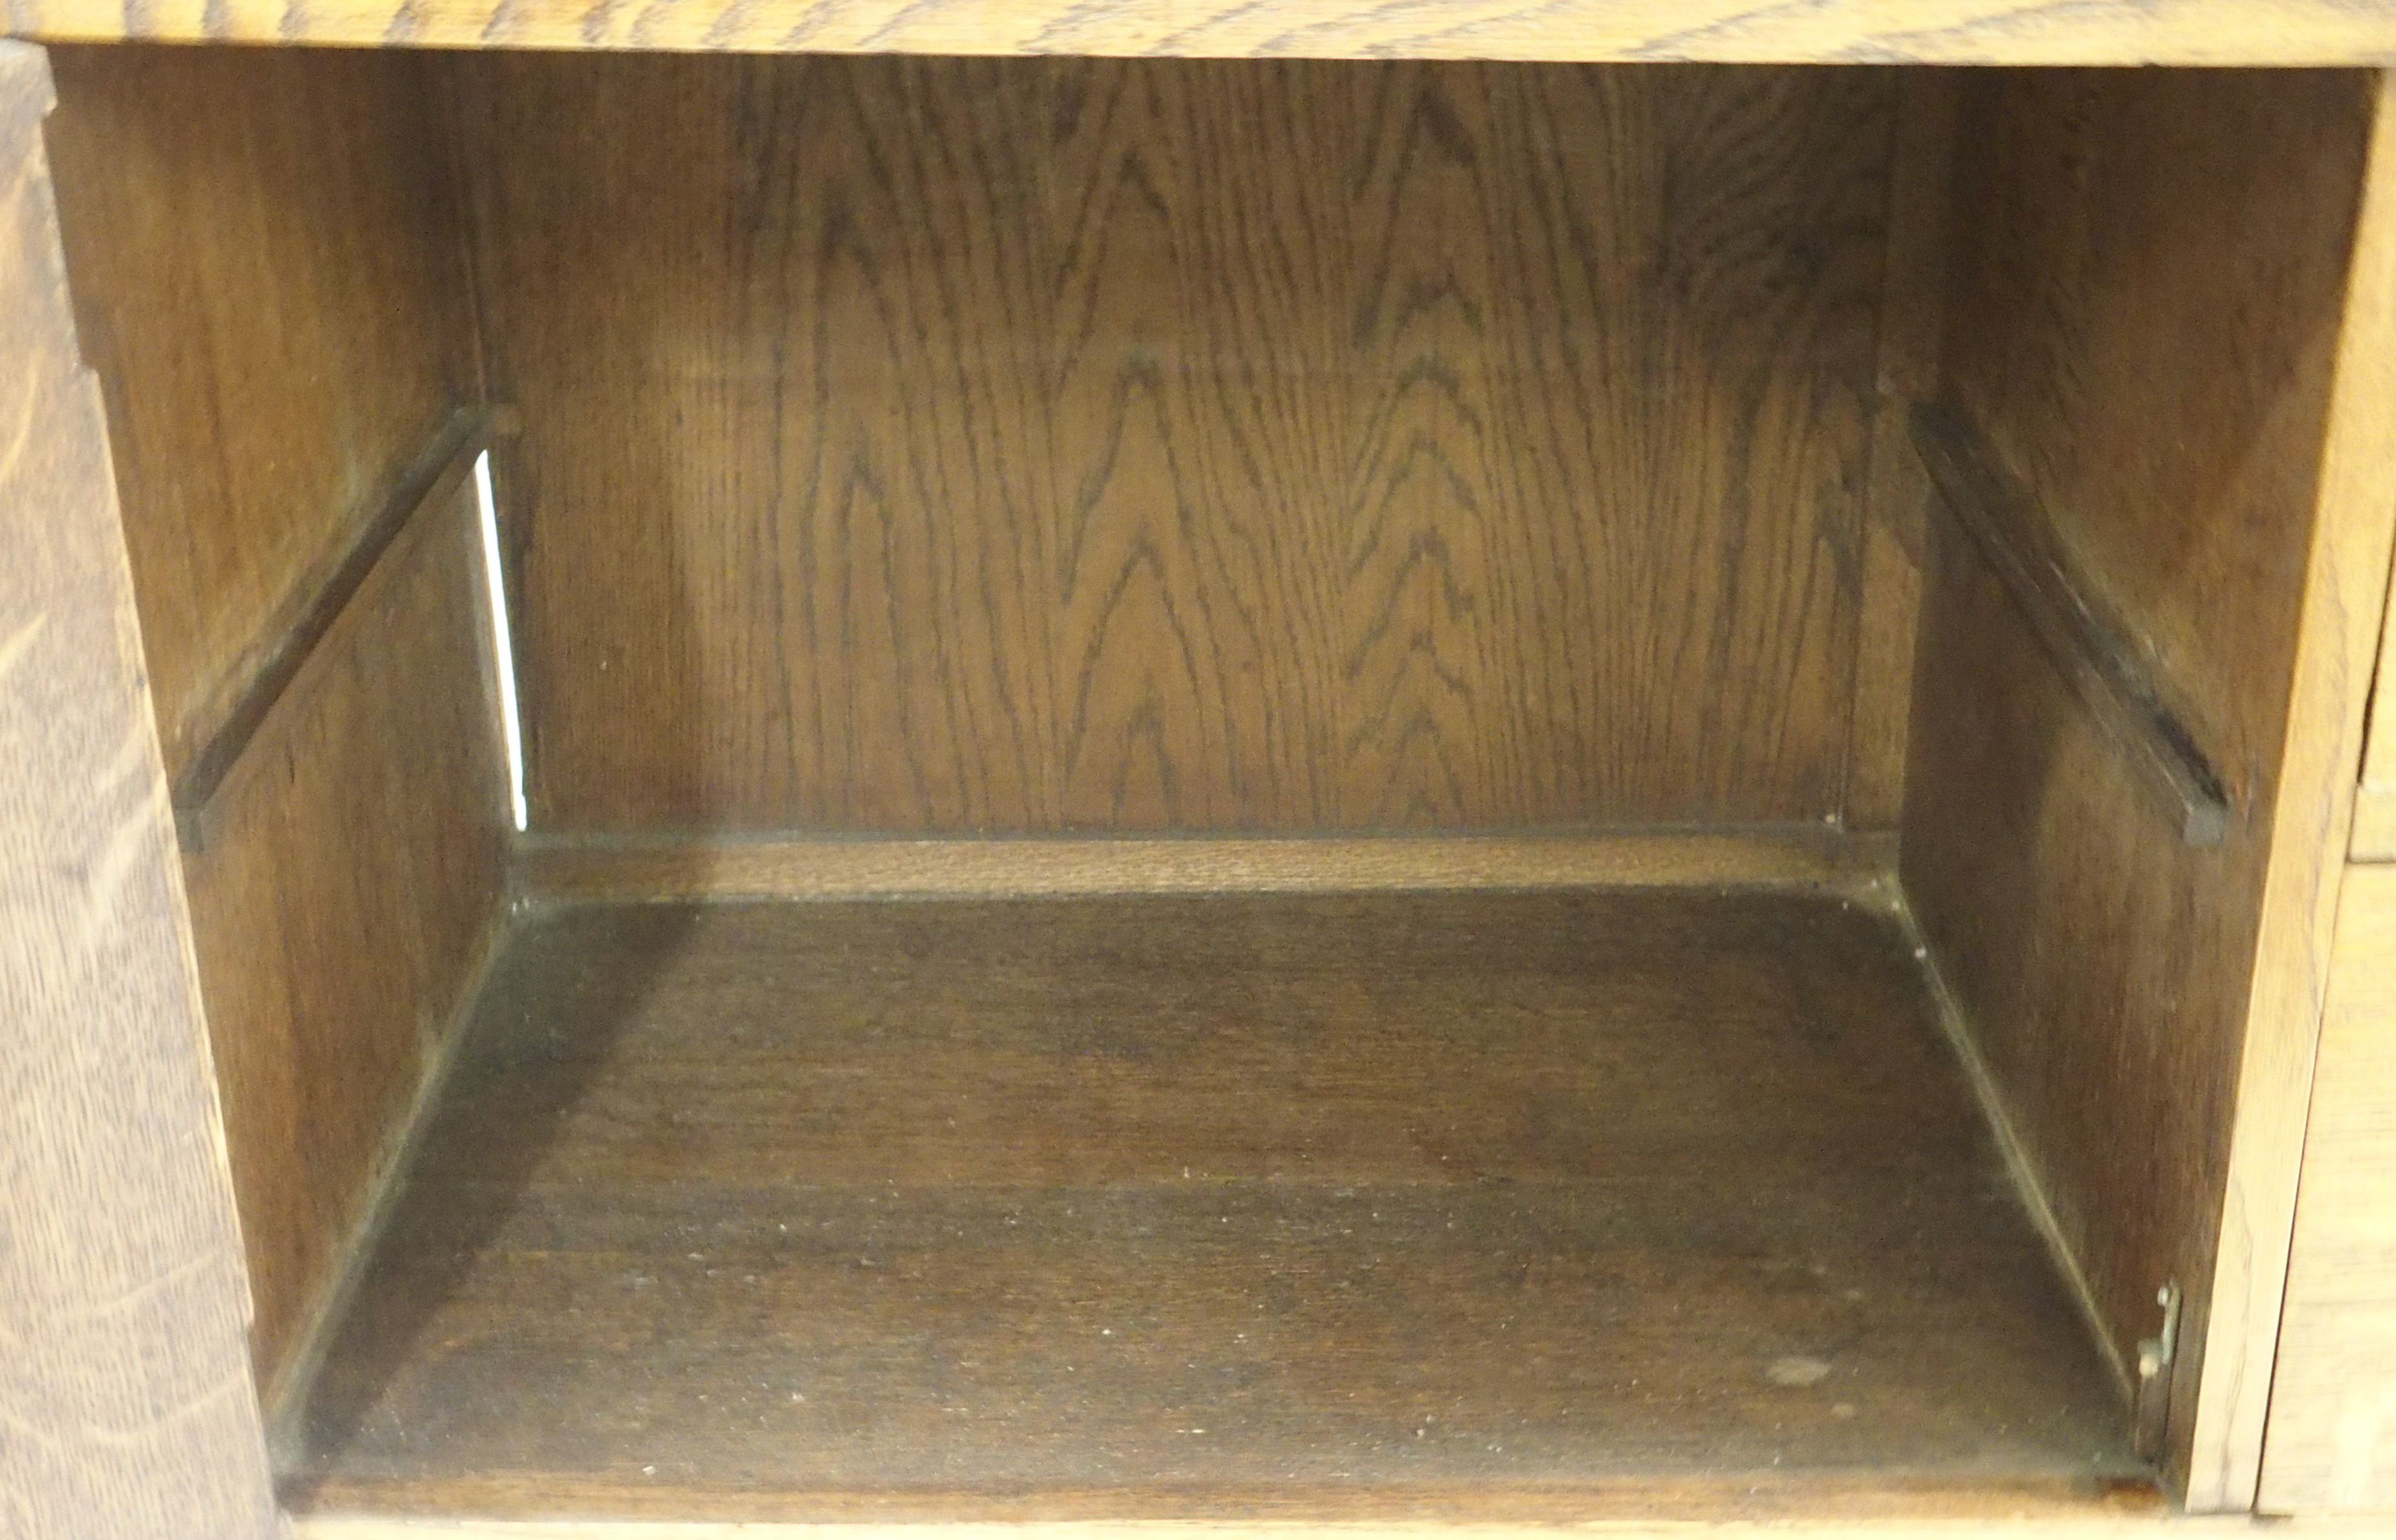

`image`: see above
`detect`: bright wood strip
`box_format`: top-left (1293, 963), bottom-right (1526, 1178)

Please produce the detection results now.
top-left (516, 829), bottom-right (1895, 901)
top-left (2351, 562), bottom-right (2396, 859)
top-left (18, 0), bottom-right (2396, 62)
top-left (2191, 69), bottom-right (2396, 1514)
top-left (2353, 786), bottom-right (2396, 857)
top-left (2261, 864), bottom-right (2396, 1512)
top-left (0, 41), bottom-right (277, 1535)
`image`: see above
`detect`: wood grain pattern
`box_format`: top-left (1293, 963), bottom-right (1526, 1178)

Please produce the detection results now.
top-left (516, 828), bottom-right (1897, 901)
top-left (0, 41), bottom-right (277, 1535)
top-left (1910, 400), bottom-right (2229, 846)
top-left (457, 56), bottom-right (1887, 835)
top-left (180, 473), bottom-right (512, 1407)
top-left (2261, 864), bottom-right (2396, 1513)
top-left (2201, 69), bottom-right (2396, 1516)
top-left (282, 1519), bottom-right (2395, 1540)
top-left (1899, 67), bottom-right (2385, 1508)
top-left (40, 43), bottom-right (473, 782)
top-left (1841, 70), bottom-right (1956, 834)
top-left (286, 894), bottom-right (2138, 1519)
top-left (174, 408), bottom-right (488, 851)
top-left (17, 0), bottom-right (2396, 63)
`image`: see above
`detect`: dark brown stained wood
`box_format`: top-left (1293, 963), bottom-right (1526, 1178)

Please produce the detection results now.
top-left (1900, 68), bottom-right (2379, 1508)
top-left (40, 43), bottom-right (473, 782)
top-left (514, 826), bottom-right (1897, 901)
top-left (181, 474), bottom-right (512, 1405)
top-left (285, 892), bottom-right (2140, 1519)
top-left (0, 42), bottom-right (277, 1535)
top-left (456, 56), bottom-right (1888, 835)
top-left (1909, 401), bottom-right (2229, 846)
top-left (16, 0), bottom-right (2396, 63)
top-left (1842, 71), bottom-right (1957, 834)
top-left (176, 407), bottom-right (490, 852)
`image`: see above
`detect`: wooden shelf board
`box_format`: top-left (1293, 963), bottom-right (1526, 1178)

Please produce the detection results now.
top-left (283, 890), bottom-right (2141, 1523)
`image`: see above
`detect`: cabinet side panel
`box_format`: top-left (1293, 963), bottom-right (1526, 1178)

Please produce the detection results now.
top-left (181, 482), bottom-right (512, 1407)
top-left (36, 45), bottom-right (510, 1405)
top-left (40, 44), bottom-right (472, 784)
top-left (466, 56), bottom-right (1888, 835)
top-left (0, 41), bottom-right (277, 1538)
top-left (2264, 863), bottom-right (2396, 1512)
top-left (1900, 67), bottom-right (2383, 1504)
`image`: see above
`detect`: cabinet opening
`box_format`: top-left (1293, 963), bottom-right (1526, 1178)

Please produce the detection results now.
top-left (33, 43), bottom-right (2384, 1523)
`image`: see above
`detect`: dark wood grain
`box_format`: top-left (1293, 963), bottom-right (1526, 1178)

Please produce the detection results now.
top-left (1842, 71), bottom-right (1956, 832)
top-left (41, 43), bottom-right (473, 782)
top-left (455, 57), bottom-right (1888, 835)
top-left (1900, 67), bottom-right (2378, 1507)
top-left (180, 475), bottom-right (512, 1407)
top-left (0, 41), bottom-right (277, 1535)
top-left (284, 892), bottom-right (2139, 1519)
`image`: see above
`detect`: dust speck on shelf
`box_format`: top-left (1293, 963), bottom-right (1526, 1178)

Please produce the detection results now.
top-left (1768, 1355), bottom-right (1833, 1387)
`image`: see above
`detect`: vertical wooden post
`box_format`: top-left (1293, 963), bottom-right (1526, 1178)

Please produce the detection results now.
top-left (0, 40), bottom-right (277, 1538)
top-left (2187, 68), bottom-right (2396, 1513)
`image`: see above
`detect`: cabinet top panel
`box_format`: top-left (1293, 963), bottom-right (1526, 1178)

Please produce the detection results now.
top-left (10, 0), bottom-right (2396, 62)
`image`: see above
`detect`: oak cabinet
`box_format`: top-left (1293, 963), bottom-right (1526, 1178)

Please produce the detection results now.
top-left (5, 20), bottom-right (2396, 1537)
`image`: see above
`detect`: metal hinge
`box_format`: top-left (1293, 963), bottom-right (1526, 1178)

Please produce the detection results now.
top-left (2134, 1280), bottom-right (2183, 1463)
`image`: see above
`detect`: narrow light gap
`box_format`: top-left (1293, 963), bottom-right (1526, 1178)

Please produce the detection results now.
top-left (473, 447), bottom-right (530, 833)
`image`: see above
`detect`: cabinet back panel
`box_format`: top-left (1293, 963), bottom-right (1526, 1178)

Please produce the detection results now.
top-left (459, 57), bottom-right (1891, 834)
top-left (41, 46), bottom-right (473, 783)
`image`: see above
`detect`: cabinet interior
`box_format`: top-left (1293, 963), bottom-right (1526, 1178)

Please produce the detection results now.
top-left (34, 45), bottom-right (2381, 1521)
